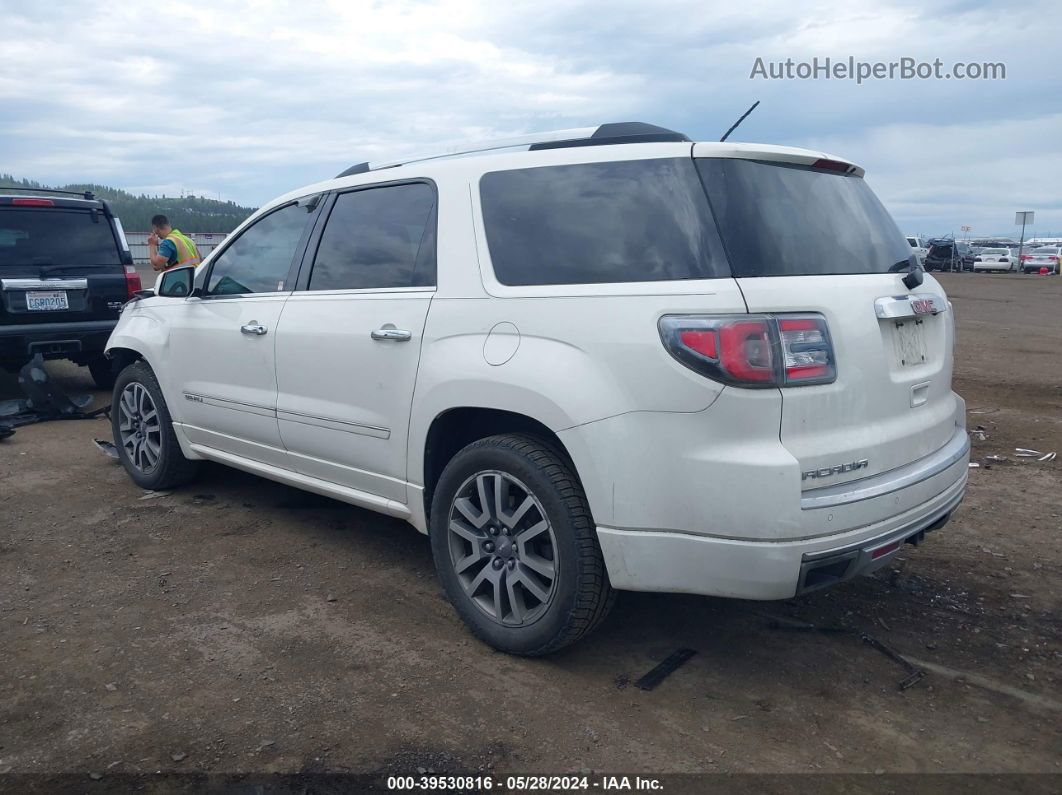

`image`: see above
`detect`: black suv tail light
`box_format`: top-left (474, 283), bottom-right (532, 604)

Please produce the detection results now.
top-left (124, 264), bottom-right (142, 300)
top-left (658, 314), bottom-right (836, 388)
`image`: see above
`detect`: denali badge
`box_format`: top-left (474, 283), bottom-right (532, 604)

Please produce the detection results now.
top-left (802, 459), bottom-right (869, 481)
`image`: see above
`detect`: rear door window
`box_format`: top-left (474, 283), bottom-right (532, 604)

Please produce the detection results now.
top-left (207, 203), bottom-right (310, 295)
top-left (479, 158), bottom-right (728, 286)
top-left (307, 182), bottom-right (436, 291)
top-left (696, 159), bottom-right (914, 277)
top-left (0, 209), bottom-right (121, 268)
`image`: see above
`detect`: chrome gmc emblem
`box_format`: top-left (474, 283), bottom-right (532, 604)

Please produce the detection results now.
top-left (911, 299), bottom-right (936, 315)
top-left (802, 459), bottom-right (869, 481)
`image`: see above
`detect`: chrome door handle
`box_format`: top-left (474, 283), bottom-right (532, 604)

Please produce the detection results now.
top-left (370, 327), bottom-right (412, 342)
top-left (241, 322), bottom-right (268, 336)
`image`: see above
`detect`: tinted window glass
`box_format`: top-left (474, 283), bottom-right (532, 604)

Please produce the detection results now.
top-left (207, 203), bottom-right (309, 295)
top-left (0, 209), bottom-right (120, 268)
top-left (480, 158), bottom-right (727, 286)
top-left (696, 159), bottom-right (915, 277)
top-left (308, 183), bottom-right (436, 290)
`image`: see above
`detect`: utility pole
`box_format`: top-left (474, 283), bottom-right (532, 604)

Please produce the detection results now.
top-left (1016, 211), bottom-right (1034, 271)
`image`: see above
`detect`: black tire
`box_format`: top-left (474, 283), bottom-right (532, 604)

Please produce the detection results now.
top-left (430, 434), bottom-right (614, 656)
top-left (87, 356), bottom-right (117, 391)
top-left (111, 360), bottom-right (199, 490)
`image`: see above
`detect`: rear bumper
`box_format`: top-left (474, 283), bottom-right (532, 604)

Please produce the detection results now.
top-left (596, 437), bottom-right (969, 600)
top-left (0, 319), bottom-right (117, 361)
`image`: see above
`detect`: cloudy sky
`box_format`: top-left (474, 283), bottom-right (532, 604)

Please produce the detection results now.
top-left (2, 0), bottom-right (1060, 237)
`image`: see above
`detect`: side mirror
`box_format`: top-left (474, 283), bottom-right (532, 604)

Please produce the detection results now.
top-left (157, 265), bottom-right (197, 298)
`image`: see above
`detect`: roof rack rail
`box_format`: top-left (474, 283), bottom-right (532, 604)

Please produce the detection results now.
top-left (335, 122), bottom-right (690, 178)
top-left (1, 185), bottom-right (96, 200)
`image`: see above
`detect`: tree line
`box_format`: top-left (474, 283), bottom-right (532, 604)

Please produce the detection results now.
top-left (0, 174), bottom-right (256, 233)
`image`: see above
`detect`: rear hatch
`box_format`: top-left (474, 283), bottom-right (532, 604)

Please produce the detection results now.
top-left (1027, 250), bottom-right (1060, 268)
top-left (694, 149), bottom-right (960, 489)
top-left (0, 199), bottom-right (132, 326)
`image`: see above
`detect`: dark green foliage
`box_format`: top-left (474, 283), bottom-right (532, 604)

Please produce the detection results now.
top-left (0, 174), bottom-right (255, 233)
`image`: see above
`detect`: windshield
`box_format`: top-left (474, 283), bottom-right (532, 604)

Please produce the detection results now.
top-left (695, 159), bottom-right (914, 277)
top-left (981, 249), bottom-right (1006, 255)
top-left (1032, 247), bottom-right (1059, 254)
top-left (0, 208), bottom-right (121, 268)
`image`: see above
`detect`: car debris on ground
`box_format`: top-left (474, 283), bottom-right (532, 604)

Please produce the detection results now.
top-left (93, 439), bottom-right (120, 459)
top-left (1014, 448), bottom-right (1056, 461)
top-left (634, 648), bottom-right (698, 691)
top-left (861, 634), bottom-right (926, 691)
top-left (1, 355), bottom-right (109, 429)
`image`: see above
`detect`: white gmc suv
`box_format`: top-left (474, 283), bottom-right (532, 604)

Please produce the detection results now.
top-left (106, 122), bottom-right (969, 655)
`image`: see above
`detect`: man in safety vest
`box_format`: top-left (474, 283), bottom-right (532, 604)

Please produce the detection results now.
top-left (147, 214), bottom-right (201, 272)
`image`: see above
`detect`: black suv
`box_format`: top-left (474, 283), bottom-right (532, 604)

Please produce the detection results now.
top-left (925, 239), bottom-right (975, 272)
top-left (0, 189), bottom-right (140, 388)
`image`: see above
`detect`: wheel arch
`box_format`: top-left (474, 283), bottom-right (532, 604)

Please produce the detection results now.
top-left (421, 406), bottom-right (583, 530)
top-left (105, 345), bottom-right (146, 372)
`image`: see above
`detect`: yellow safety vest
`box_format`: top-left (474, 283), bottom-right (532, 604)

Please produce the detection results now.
top-left (165, 229), bottom-right (201, 269)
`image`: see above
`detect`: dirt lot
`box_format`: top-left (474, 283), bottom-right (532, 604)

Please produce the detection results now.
top-left (1, 273), bottom-right (1059, 787)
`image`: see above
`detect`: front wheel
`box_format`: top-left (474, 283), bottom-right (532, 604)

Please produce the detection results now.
top-left (430, 434), bottom-right (614, 655)
top-left (111, 361), bottom-right (199, 490)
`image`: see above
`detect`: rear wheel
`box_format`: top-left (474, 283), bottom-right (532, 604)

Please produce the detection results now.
top-left (111, 361), bottom-right (199, 490)
top-left (430, 434), bottom-right (614, 655)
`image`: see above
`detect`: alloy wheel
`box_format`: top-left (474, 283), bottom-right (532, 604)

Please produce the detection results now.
top-left (117, 382), bottom-right (162, 473)
top-left (446, 470), bottom-right (558, 627)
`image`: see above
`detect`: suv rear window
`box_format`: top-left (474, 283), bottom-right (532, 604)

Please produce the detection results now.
top-left (695, 159), bottom-right (914, 277)
top-left (480, 158), bottom-right (727, 286)
top-left (0, 208), bottom-right (121, 268)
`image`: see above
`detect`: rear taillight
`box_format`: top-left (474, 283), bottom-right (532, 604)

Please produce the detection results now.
top-left (659, 314), bottom-right (836, 388)
top-left (777, 316), bottom-right (834, 383)
top-left (124, 264), bottom-right (142, 299)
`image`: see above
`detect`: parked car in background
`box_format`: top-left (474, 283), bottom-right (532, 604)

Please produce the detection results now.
top-left (926, 239), bottom-right (975, 271)
top-left (0, 189), bottom-right (140, 387)
top-left (104, 122), bottom-right (968, 655)
top-left (973, 248), bottom-right (1017, 273)
top-left (1022, 246), bottom-right (1062, 274)
top-left (906, 235), bottom-right (928, 266)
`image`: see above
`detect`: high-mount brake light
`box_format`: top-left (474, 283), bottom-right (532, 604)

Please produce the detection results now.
top-left (659, 314), bottom-right (836, 388)
top-left (12, 198), bottom-right (55, 207)
top-left (811, 158), bottom-right (855, 173)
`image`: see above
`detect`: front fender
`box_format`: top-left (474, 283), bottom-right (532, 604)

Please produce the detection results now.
top-left (105, 304), bottom-right (180, 413)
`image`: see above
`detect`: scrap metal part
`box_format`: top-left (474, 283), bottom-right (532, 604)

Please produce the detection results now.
top-left (0, 354), bottom-right (110, 429)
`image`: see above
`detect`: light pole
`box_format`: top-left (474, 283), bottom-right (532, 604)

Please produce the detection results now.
top-left (1016, 211), bottom-right (1034, 272)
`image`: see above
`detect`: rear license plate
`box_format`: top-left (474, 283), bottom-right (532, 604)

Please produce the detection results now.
top-left (26, 291), bottom-right (70, 311)
top-left (894, 319), bottom-right (927, 367)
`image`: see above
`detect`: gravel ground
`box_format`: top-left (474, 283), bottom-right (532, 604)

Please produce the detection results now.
top-left (0, 272), bottom-right (1059, 789)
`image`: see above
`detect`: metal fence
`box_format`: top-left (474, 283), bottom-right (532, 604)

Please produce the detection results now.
top-left (125, 232), bottom-right (228, 265)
